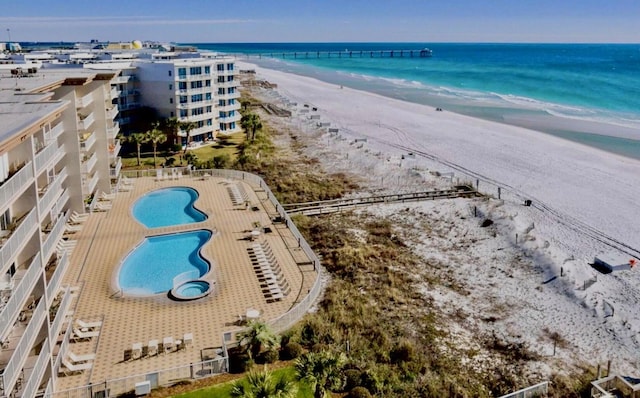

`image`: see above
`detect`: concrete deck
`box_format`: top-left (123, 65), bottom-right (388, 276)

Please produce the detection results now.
top-left (57, 175), bottom-right (317, 390)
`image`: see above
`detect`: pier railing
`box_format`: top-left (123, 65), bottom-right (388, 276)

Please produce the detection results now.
top-left (226, 48), bottom-right (433, 59)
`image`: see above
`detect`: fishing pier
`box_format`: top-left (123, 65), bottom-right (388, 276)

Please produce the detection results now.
top-left (230, 48), bottom-right (433, 60)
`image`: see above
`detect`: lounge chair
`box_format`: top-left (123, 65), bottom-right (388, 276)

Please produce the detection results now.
top-left (75, 319), bottom-right (102, 330)
top-left (60, 358), bottom-right (92, 375)
top-left (71, 211), bottom-right (89, 220)
top-left (148, 339), bottom-right (159, 356)
top-left (99, 191), bottom-right (116, 200)
top-left (131, 342), bottom-right (142, 359)
top-left (162, 336), bottom-right (174, 354)
top-left (183, 333), bottom-right (193, 348)
top-left (73, 328), bottom-right (100, 341)
top-left (65, 224), bottom-right (83, 232)
top-left (67, 350), bottom-right (96, 363)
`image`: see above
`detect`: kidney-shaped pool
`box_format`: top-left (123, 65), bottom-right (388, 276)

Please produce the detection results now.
top-left (116, 229), bottom-right (212, 295)
top-left (132, 186), bottom-right (207, 228)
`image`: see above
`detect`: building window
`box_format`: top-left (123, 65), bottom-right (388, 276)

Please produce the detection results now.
top-left (205, 92), bottom-right (212, 101)
top-left (218, 88), bottom-right (225, 95)
top-left (205, 80), bottom-right (211, 87)
top-left (229, 110), bottom-right (235, 117)
top-left (190, 66), bottom-right (202, 75)
top-left (171, 111), bottom-right (174, 117)
top-left (227, 63), bottom-right (234, 71)
top-left (178, 67), bottom-right (186, 77)
top-left (204, 66), bottom-right (210, 74)
top-left (227, 75), bottom-right (234, 82)
top-left (229, 99), bottom-right (236, 105)
top-left (230, 122), bottom-right (236, 129)
top-left (179, 96), bottom-right (188, 104)
top-left (206, 105), bottom-right (212, 113)
top-left (206, 119), bottom-right (212, 126)
top-left (228, 87), bottom-right (235, 94)
top-left (193, 107), bottom-right (204, 116)
top-left (190, 80), bottom-right (203, 89)
top-left (179, 81), bottom-right (187, 91)
top-left (218, 100), bottom-right (225, 107)
top-left (169, 98), bottom-right (173, 104)
top-left (168, 70), bottom-right (172, 77)
top-left (217, 64), bottom-right (224, 71)
top-left (169, 83), bottom-right (173, 90)
top-left (191, 94), bottom-right (203, 102)
top-left (217, 76), bottom-right (225, 83)
top-left (180, 109), bottom-right (188, 118)
top-left (220, 123), bottom-right (226, 131)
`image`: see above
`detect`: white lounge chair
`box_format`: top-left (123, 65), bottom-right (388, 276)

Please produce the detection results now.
top-left (73, 328), bottom-right (100, 341)
top-left (75, 319), bottom-right (102, 330)
top-left (183, 333), bottom-right (193, 348)
top-left (65, 224), bottom-right (83, 232)
top-left (162, 336), bottom-right (174, 354)
top-left (148, 339), bottom-right (159, 356)
top-left (131, 342), bottom-right (142, 360)
top-left (67, 350), bottom-right (96, 363)
top-left (71, 211), bottom-right (89, 220)
top-left (99, 191), bottom-right (116, 200)
top-left (61, 359), bottom-right (92, 375)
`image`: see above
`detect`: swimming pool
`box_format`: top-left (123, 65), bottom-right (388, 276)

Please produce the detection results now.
top-left (132, 186), bottom-right (207, 228)
top-left (117, 230), bottom-right (212, 295)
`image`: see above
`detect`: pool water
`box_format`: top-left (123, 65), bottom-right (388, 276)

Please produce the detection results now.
top-left (117, 230), bottom-right (212, 295)
top-left (132, 187), bottom-right (206, 228)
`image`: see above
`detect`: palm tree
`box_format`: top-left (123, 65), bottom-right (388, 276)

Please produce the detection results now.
top-left (237, 320), bottom-right (280, 360)
top-left (241, 113), bottom-right (262, 141)
top-left (295, 350), bottom-right (347, 398)
top-left (180, 121), bottom-right (198, 153)
top-left (231, 367), bottom-right (297, 398)
top-left (145, 124), bottom-right (167, 168)
top-left (126, 132), bottom-right (147, 166)
top-left (163, 116), bottom-right (181, 147)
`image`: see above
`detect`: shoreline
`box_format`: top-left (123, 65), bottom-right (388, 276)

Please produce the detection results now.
top-left (241, 61), bottom-right (640, 373)
top-left (245, 57), bottom-right (640, 161)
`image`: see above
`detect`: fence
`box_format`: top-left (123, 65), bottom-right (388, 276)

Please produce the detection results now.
top-left (51, 169), bottom-right (324, 398)
top-left (498, 381), bottom-right (549, 398)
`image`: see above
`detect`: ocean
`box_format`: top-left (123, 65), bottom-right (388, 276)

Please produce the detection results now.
top-left (190, 42), bottom-right (640, 160)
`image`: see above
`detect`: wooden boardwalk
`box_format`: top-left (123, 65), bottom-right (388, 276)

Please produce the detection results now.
top-left (283, 186), bottom-right (479, 216)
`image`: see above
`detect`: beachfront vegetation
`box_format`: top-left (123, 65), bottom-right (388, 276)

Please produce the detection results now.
top-left (146, 123), bottom-right (167, 168)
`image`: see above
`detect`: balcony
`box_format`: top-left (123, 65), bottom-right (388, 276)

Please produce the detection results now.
top-left (219, 90), bottom-right (241, 100)
top-left (34, 141), bottom-right (59, 174)
top-left (110, 157), bottom-right (122, 179)
top-left (106, 106), bottom-right (119, 120)
top-left (77, 112), bottom-right (95, 131)
top-left (49, 287), bottom-right (71, 345)
top-left (54, 189), bottom-right (70, 216)
top-left (0, 161), bottom-right (33, 208)
top-left (218, 113), bottom-right (242, 124)
top-left (216, 80), bottom-right (238, 89)
top-left (45, 122), bottom-right (64, 143)
top-left (0, 256), bottom-right (42, 346)
top-left (46, 254), bottom-right (70, 308)
top-left (107, 122), bottom-right (120, 139)
top-left (41, 212), bottom-right (68, 262)
top-left (82, 173), bottom-right (99, 196)
top-left (113, 75), bottom-right (133, 84)
top-left (17, 337), bottom-right (50, 398)
top-left (81, 153), bottom-right (98, 175)
top-left (178, 113), bottom-right (213, 123)
top-left (121, 89), bottom-right (139, 96)
top-left (218, 104), bottom-right (240, 112)
top-left (79, 131), bottom-right (96, 152)
top-left (109, 139), bottom-right (122, 158)
top-left (75, 93), bottom-right (93, 109)
top-left (118, 102), bottom-right (140, 111)
top-left (0, 209), bottom-right (38, 270)
top-left (0, 298), bottom-right (47, 397)
top-left (110, 87), bottom-right (121, 100)
top-left (38, 168), bottom-right (67, 219)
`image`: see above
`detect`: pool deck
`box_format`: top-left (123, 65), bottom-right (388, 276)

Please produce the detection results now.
top-left (57, 175), bottom-right (318, 390)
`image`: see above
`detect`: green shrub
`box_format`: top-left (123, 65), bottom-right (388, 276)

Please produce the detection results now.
top-left (343, 369), bottom-right (363, 391)
top-left (280, 342), bottom-right (303, 360)
top-left (347, 386), bottom-right (372, 398)
top-left (260, 349), bottom-right (279, 364)
top-left (228, 347), bottom-right (252, 374)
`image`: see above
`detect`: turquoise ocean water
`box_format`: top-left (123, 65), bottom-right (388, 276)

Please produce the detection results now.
top-left (191, 43), bottom-right (640, 160)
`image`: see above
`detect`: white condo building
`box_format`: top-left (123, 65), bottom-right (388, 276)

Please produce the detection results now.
top-left (0, 68), bottom-right (120, 398)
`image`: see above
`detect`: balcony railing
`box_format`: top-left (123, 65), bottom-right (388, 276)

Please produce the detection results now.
top-left (55, 189), bottom-right (70, 217)
top-left (45, 122), bottom-right (64, 143)
top-left (77, 112), bottom-right (95, 131)
top-left (49, 287), bottom-right (71, 345)
top-left (41, 212), bottom-right (68, 262)
top-left (110, 87), bottom-right (121, 100)
top-left (109, 139), bottom-right (121, 158)
top-left (0, 161), bottom-right (33, 207)
top-left (46, 254), bottom-right (69, 309)
top-left (34, 141), bottom-right (59, 174)
top-left (0, 209), bottom-right (38, 271)
top-left (218, 114), bottom-right (241, 124)
top-left (112, 75), bottom-right (133, 84)
top-left (216, 81), bottom-right (238, 89)
top-left (106, 106), bottom-right (119, 120)
top-left (81, 153), bottom-right (98, 175)
top-left (107, 122), bottom-right (120, 139)
top-left (38, 168), bottom-right (67, 220)
top-left (118, 103), bottom-right (139, 111)
top-left (0, 297), bottom-right (47, 397)
top-left (83, 173), bottom-right (99, 196)
top-left (110, 157), bottom-right (122, 179)
top-left (217, 104), bottom-right (240, 112)
top-left (54, 321), bottom-right (73, 372)
top-left (75, 93), bottom-right (93, 109)
top-left (0, 256), bottom-right (42, 344)
top-left (19, 337), bottom-right (50, 398)
top-left (219, 91), bottom-right (241, 100)
top-left (80, 131), bottom-right (96, 152)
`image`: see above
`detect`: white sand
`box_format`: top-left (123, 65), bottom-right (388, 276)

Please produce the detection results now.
top-left (242, 62), bottom-right (640, 375)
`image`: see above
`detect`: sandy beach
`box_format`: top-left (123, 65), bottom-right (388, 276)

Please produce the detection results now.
top-left (240, 61), bottom-right (640, 375)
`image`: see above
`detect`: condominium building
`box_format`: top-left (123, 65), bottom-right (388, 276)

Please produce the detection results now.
top-left (134, 54), bottom-right (241, 144)
top-left (0, 67), bottom-right (120, 398)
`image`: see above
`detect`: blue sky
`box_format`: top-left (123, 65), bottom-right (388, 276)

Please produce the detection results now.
top-left (1, 0), bottom-right (639, 43)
